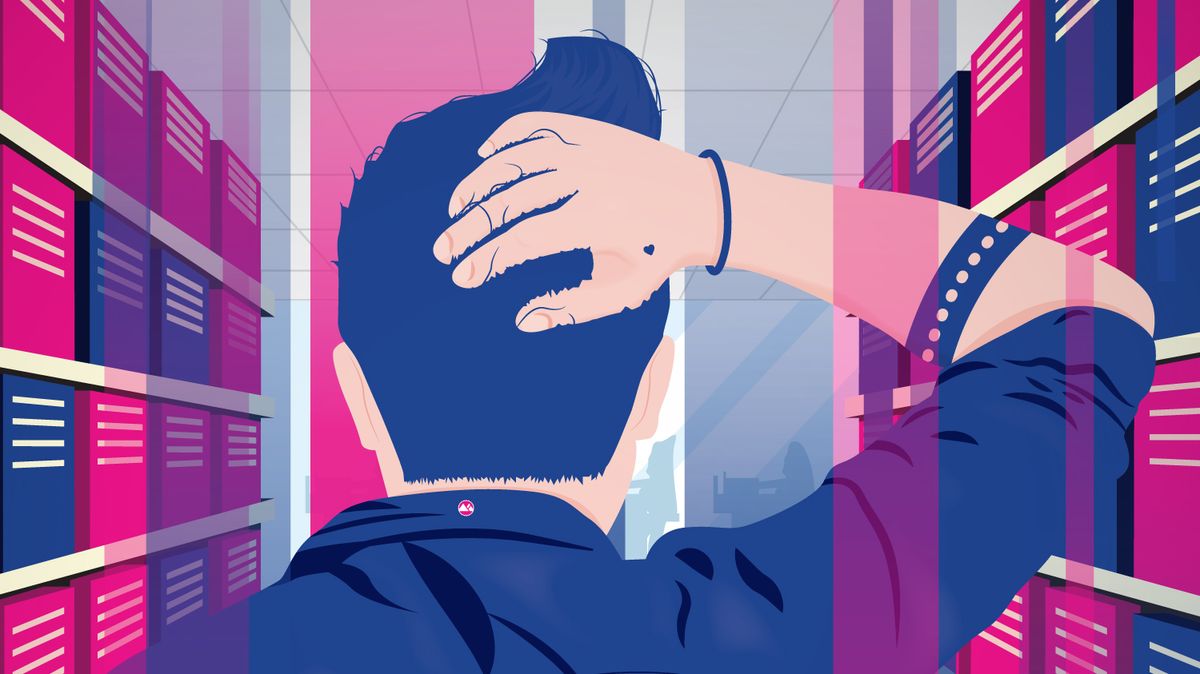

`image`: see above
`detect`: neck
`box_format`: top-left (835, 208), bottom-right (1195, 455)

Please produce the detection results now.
top-left (392, 476), bottom-right (619, 531)
top-left (376, 440), bottom-right (637, 533)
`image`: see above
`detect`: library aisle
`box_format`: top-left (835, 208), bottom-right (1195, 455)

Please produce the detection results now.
top-left (0, 0), bottom-right (1195, 672)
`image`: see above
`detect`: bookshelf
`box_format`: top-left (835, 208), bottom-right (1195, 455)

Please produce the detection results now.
top-left (845, 56), bottom-right (1200, 421)
top-left (974, 55), bottom-right (1200, 219)
top-left (844, 332), bottom-right (1200, 419)
top-left (0, 109), bottom-right (275, 317)
top-left (0, 500), bottom-right (274, 597)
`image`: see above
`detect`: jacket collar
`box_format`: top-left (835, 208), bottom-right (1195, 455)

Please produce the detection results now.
top-left (303, 488), bottom-right (617, 558)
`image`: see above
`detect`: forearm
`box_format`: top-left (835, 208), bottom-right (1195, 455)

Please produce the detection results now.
top-left (695, 160), bottom-right (1154, 359)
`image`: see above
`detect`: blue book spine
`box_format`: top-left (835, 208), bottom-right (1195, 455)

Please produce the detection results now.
top-left (149, 545), bottom-right (208, 643)
top-left (152, 249), bottom-right (211, 384)
top-left (1, 375), bottom-right (75, 570)
top-left (80, 203), bottom-right (152, 372)
top-left (1134, 614), bottom-right (1200, 672)
top-left (910, 71), bottom-right (971, 207)
top-left (1045, 0), bottom-right (1132, 153)
top-left (1136, 91), bottom-right (1200, 339)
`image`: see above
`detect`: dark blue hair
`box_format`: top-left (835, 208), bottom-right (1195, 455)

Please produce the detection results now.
top-left (338, 37), bottom-right (670, 482)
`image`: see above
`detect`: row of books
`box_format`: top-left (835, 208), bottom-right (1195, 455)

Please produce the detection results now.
top-left (857, 106), bottom-right (1200, 579)
top-left (851, 5), bottom-right (1200, 669)
top-left (1, 0), bottom-right (262, 279)
top-left (957, 578), bottom-right (1200, 674)
top-left (2, 145), bottom-right (262, 390)
top-left (857, 81), bottom-right (1200, 401)
top-left (966, 0), bottom-right (1197, 208)
top-left (0, 529), bottom-right (259, 674)
top-left (2, 373), bottom-right (261, 572)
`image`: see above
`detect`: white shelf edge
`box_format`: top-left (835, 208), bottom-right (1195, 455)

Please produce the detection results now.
top-left (845, 331), bottom-right (1199, 419)
top-left (1156, 332), bottom-right (1200, 362)
top-left (0, 109), bottom-right (274, 318)
top-left (0, 347), bottom-right (274, 418)
top-left (0, 500), bottom-right (274, 597)
top-left (1038, 555), bottom-right (1200, 618)
top-left (975, 55), bottom-right (1200, 219)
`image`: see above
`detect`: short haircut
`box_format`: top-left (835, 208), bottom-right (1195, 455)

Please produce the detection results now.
top-left (337, 37), bottom-right (670, 482)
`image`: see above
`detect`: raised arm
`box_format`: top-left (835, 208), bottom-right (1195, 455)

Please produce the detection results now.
top-left (434, 111), bottom-right (1152, 357)
top-left (434, 113), bottom-right (1159, 672)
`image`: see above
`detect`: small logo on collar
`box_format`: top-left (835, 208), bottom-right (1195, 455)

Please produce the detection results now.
top-left (457, 499), bottom-right (475, 517)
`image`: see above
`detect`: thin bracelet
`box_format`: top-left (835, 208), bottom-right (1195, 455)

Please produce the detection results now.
top-left (699, 149), bottom-right (732, 276)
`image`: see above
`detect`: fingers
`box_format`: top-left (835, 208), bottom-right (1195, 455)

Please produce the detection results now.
top-left (477, 111), bottom-right (586, 158)
top-left (436, 171), bottom-right (572, 265)
top-left (447, 141), bottom-right (558, 218)
top-left (515, 281), bottom-right (627, 333)
top-left (450, 203), bottom-right (581, 288)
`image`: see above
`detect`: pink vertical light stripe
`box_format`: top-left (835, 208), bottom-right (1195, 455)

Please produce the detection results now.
top-left (309, 1), bottom-right (534, 531)
top-left (831, 0), bottom-right (866, 473)
top-left (1063, 234), bottom-right (1097, 589)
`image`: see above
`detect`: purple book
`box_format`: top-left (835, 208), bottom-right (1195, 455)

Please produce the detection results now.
top-left (149, 402), bottom-right (212, 529)
top-left (76, 0), bottom-right (149, 204)
top-left (150, 71), bottom-right (211, 246)
top-left (151, 249), bottom-right (211, 383)
top-left (212, 414), bottom-right (260, 511)
top-left (210, 289), bottom-right (261, 393)
top-left (82, 203), bottom-right (151, 371)
top-left (211, 141), bottom-right (261, 280)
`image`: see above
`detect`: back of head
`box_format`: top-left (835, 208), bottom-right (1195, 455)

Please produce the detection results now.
top-left (338, 37), bottom-right (670, 483)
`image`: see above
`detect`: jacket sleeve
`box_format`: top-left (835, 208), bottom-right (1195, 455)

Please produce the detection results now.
top-left (646, 307), bottom-right (1155, 673)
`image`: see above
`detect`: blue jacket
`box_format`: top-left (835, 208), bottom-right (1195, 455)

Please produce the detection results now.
top-left (228, 308), bottom-right (1152, 673)
top-left (121, 308), bottom-right (1152, 673)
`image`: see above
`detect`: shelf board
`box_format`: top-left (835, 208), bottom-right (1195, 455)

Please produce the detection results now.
top-left (0, 109), bottom-right (275, 317)
top-left (1038, 556), bottom-right (1200, 618)
top-left (0, 500), bottom-right (274, 597)
top-left (0, 347), bottom-right (273, 417)
top-left (975, 55), bottom-right (1200, 219)
top-left (1156, 332), bottom-right (1200, 362)
top-left (845, 332), bottom-right (1199, 418)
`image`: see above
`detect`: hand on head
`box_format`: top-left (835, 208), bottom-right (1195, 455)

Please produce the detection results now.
top-left (435, 112), bottom-right (723, 332)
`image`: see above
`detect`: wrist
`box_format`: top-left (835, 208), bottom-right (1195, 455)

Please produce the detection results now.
top-left (681, 151), bottom-right (727, 269)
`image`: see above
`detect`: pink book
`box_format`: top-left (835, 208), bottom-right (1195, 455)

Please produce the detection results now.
top-left (890, 141), bottom-right (910, 194)
top-left (76, 391), bottom-right (147, 549)
top-left (149, 72), bottom-right (211, 246)
top-left (1043, 586), bottom-right (1138, 674)
top-left (207, 530), bottom-right (260, 613)
top-left (861, 141), bottom-right (911, 194)
top-left (1134, 0), bottom-right (1200, 97)
top-left (1, 147), bottom-right (75, 359)
top-left (1044, 145), bottom-right (1136, 276)
top-left (1003, 201), bottom-right (1044, 236)
top-left (212, 415), bottom-right (260, 511)
top-left (211, 141), bottom-right (261, 279)
top-left (72, 564), bottom-right (146, 674)
top-left (148, 403), bottom-right (212, 529)
top-left (75, 1), bottom-right (149, 205)
top-left (0, 586), bottom-right (75, 674)
top-left (1135, 356), bottom-right (1200, 595)
top-left (961, 577), bottom-right (1046, 673)
top-left (0, 0), bottom-right (76, 154)
top-left (971, 0), bottom-right (1045, 206)
top-left (210, 289), bottom-right (261, 394)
